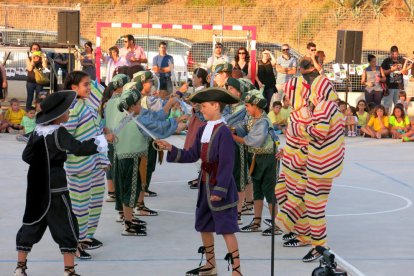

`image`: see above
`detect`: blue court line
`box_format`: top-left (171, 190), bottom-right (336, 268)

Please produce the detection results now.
top-left (354, 162), bottom-right (414, 191)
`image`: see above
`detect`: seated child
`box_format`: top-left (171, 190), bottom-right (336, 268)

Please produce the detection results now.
top-left (14, 91), bottom-right (113, 276)
top-left (5, 98), bottom-right (25, 134)
top-left (168, 102), bottom-right (183, 119)
top-left (402, 117), bottom-right (414, 142)
top-left (268, 101), bottom-right (286, 134)
top-left (356, 99), bottom-right (369, 134)
top-left (345, 105), bottom-right (358, 136)
top-left (338, 100), bottom-right (347, 115)
top-left (389, 104), bottom-right (410, 139)
top-left (16, 106), bottom-right (36, 142)
top-left (361, 104), bottom-right (389, 139)
top-left (397, 91), bottom-right (408, 111)
top-left (280, 95), bottom-right (292, 123)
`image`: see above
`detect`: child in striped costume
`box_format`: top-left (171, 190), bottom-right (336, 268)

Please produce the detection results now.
top-left (275, 76), bottom-right (313, 247)
top-left (286, 76), bottom-right (345, 262)
top-left (63, 71), bottom-right (110, 259)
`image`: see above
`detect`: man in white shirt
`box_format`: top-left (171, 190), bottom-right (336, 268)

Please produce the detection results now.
top-left (275, 44), bottom-right (297, 102)
top-left (206, 43), bottom-right (229, 72)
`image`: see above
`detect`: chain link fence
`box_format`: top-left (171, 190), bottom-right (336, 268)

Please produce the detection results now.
top-left (2, 3), bottom-right (414, 95)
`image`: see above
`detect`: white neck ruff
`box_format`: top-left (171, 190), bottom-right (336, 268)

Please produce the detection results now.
top-left (201, 118), bottom-right (223, 143)
top-left (34, 125), bottom-right (60, 137)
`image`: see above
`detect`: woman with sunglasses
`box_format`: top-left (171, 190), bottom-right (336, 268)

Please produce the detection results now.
top-left (232, 47), bottom-right (250, 79)
top-left (256, 48), bottom-right (277, 113)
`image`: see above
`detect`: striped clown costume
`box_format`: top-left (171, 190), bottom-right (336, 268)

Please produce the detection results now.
top-left (284, 76), bottom-right (345, 248)
top-left (275, 76), bottom-right (313, 242)
top-left (64, 81), bottom-right (110, 242)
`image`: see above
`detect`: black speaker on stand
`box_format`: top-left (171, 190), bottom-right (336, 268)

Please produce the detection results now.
top-left (335, 30), bottom-right (363, 104)
top-left (57, 10), bottom-right (80, 81)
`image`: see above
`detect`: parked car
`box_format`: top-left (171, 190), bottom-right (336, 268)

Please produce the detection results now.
top-left (186, 41), bottom-right (303, 80)
top-left (112, 35), bottom-right (192, 83)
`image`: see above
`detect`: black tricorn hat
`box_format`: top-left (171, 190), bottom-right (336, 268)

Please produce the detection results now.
top-left (190, 87), bottom-right (239, 104)
top-left (36, 90), bottom-right (77, 125)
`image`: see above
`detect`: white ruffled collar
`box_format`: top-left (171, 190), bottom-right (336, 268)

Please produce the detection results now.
top-left (201, 118), bottom-right (223, 143)
top-left (34, 124), bottom-right (61, 137)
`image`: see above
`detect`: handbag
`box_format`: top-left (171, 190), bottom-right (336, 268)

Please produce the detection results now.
top-left (33, 68), bottom-right (50, 86)
top-left (381, 82), bottom-right (389, 97)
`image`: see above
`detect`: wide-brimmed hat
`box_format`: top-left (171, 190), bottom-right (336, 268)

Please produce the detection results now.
top-left (36, 91), bottom-right (76, 125)
top-left (118, 84), bottom-right (142, 112)
top-left (190, 87), bottom-right (239, 104)
top-left (244, 89), bottom-right (267, 109)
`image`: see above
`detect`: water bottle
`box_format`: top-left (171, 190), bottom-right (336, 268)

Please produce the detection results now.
top-left (57, 68), bottom-right (63, 85)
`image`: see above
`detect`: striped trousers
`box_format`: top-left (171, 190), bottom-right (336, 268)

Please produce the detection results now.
top-left (67, 169), bottom-right (106, 241)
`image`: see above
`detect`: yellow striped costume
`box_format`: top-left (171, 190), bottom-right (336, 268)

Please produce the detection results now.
top-left (275, 76), bottom-right (312, 238)
top-left (288, 76), bottom-right (345, 247)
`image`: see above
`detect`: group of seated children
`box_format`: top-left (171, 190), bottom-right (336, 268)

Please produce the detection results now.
top-left (342, 92), bottom-right (414, 141)
top-left (267, 95), bottom-right (292, 134)
top-left (0, 95), bottom-right (46, 141)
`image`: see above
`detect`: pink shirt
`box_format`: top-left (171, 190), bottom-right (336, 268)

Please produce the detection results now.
top-left (119, 45), bottom-right (147, 66)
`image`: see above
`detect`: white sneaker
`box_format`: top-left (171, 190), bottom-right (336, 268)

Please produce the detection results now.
top-left (351, 131), bottom-right (357, 137)
top-left (347, 131), bottom-right (352, 136)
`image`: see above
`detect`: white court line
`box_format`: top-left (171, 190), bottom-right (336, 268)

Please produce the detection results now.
top-left (328, 185), bottom-right (412, 217)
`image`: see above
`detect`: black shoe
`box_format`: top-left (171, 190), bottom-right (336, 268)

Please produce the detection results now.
top-left (190, 182), bottom-right (198, 189)
top-left (240, 218), bottom-right (261, 233)
top-left (302, 248), bottom-right (322, 262)
top-left (263, 218), bottom-right (273, 227)
top-left (282, 232), bottom-right (298, 241)
top-left (283, 238), bottom-right (310, 247)
top-left (132, 216), bottom-right (147, 226)
top-left (122, 221), bottom-right (147, 236)
top-left (187, 178), bottom-right (199, 186)
top-left (76, 245), bottom-right (92, 260)
top-left (81, 238), bottom-right (103, 250)
top-left (144, 190), bottom-right (158, 197)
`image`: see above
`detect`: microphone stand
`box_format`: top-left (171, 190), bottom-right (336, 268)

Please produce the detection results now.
top-left (268, 127), bottom-right (280, 276)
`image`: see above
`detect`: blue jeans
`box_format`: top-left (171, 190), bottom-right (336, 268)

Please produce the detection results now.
top-left (381, 88), bottom-right (399, 114)
top-left (26, 82), bottom-right (43, 110)
top-left (159, 76), bottom-right (173, 93)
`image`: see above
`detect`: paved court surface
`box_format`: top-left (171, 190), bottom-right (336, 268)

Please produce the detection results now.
top-left (1, 133), bottom-right (414, 276)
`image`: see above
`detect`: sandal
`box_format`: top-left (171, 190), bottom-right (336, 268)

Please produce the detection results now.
top-left (302, 247), bottom-right (323, 262)
top-left (64, 265), bottom-right (80, 276)
top-left (76, 244), bottom-right (91, 260)
top-left (283, 238), bottom-right (310, 247)
top-left (14, 260), bottom-right (27, 276)
top-left (263, 218), bottom-right (273, 227)
top-left (240, 217), bottom-right (261, 232)
top-left (122, 221), bottom-right (147, 236)
top-left (241, 201), bottom-right (254, 215)
top-left (224, 249), bottom-right (242, 275)
top-left (186, 245), bottom-right (217, 276)
top-left (262, 225), bottom-right (283, 236)
top-left (135, 202), bottom-right (158, 216)
top-left (282, 232), bottom-right (298, 241)
top-left (144, 190), bottom-right (158, 197)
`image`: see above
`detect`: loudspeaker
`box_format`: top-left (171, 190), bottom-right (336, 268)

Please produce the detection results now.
top-left (335, 30), bottom-right (363, 64)
top-left (57, 11), bottom-right (80, 45)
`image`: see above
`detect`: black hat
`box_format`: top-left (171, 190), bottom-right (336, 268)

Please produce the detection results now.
top-left (190, 87), bottom-right (239, 104)
top-left (36, 91), bottom-right (76, 125)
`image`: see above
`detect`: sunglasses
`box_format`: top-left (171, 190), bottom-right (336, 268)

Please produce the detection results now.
top-left (310, 49), bottom-right (316, 52)
top-left (238, 52), bottom-right (246, 54)
top-left (282, 49), bottom-right (289, 51)
top-left (123, 40), bottom-right (129, 43)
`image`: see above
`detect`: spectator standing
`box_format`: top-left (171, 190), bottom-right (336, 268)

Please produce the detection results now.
top-left (275, 44), bottom-right (297, 103)
top-left (381, 45), bottom-right (404, 113)
top-left (231, 46), bottom-right (250, 78)
top-left (49, 53), bottom-right (69, 80)
top-left (26, 43), bottom-right (48, 110)
top-left (206, 42), bottom-right (229, 72)
top-left (256, 48), bottom-right (277, 113)
top-left (119, 34), bottom-right (147, 68)
top-left (0, 62), bottom-right (7, 101)
top-left (361, 54), bottom-right (386, 107)
top-left (152, 41), bottom-right (174, 93)
top-left (104, 46), bottom-right (129, 86)
top-left (80, 41), bottom-right (96, 80)
top-left (299, 42), bottom-right (321, 85)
